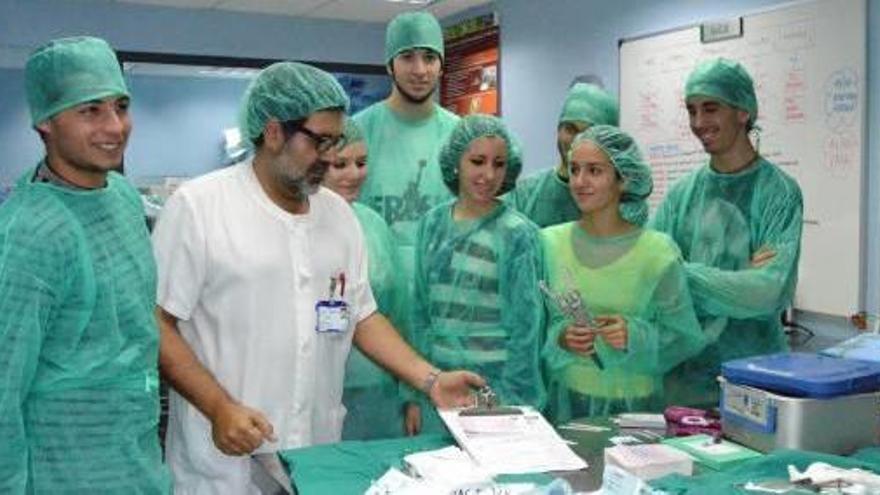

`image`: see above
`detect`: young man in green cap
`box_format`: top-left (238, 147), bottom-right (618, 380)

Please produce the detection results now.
top-left (152, 61), bottom-right (483, 494)
top-left (354, 11), bottom-right (460, 340)
top-left (507, 82), bottom-right (619, 228)
top-left (0, 36), bottom-right (170, 493)
top-left (651, 57), bottom-right (803, 408)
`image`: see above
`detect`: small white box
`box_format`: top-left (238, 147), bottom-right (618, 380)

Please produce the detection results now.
top-left (604, 444), bottom-right (693, 481)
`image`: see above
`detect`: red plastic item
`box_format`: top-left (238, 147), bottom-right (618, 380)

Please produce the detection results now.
top-left (664, 406), bottom-right (721, 437)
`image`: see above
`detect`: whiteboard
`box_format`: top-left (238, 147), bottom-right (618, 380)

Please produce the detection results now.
top-left (619, 0), bottom-right (867, 316)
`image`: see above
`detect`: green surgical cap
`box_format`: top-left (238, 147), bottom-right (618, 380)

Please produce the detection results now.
top-left (685, 57), bottom-right (758, 127)
top-left (239, 61), bottom-right (350, 144)
top-left (569, 125), bottom-right (653, 226)
top-left (340, 117), bottom-right (366, 149)
top-left (25, 36), bottom-right (129, 126)
top-left (440, 114), bottom-right (522, 196)
top-left (558, 83), bottom-right (619, 126)
top-left (385, 12), bottom-right (444, 64)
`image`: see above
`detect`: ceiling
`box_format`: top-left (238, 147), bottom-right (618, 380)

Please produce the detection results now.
top-left (110, 0), bottom-right (492, 23)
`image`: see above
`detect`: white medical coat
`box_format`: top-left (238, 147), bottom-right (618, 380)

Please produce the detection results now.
top-left (153, 160), bottom-right (376, 494)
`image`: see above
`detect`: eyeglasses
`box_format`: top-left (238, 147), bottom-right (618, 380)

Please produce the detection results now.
top-left (282, 121), bottom-right (343, 154)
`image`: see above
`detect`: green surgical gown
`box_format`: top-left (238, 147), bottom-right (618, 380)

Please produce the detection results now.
top-left (650, 157), bottom-right (803, 408)
top-left (342, 203), bottom-right (406, 440)
top-left (542, 223), bottom-right (705, 422)
top-left (0, 167), bottom-right (169, 493)
top-left (353, 102), bottom-right (459, 334)
top-left (410, 201), bottom-right (546, 433)
top-left (506, 167), bottom-right (581, 228)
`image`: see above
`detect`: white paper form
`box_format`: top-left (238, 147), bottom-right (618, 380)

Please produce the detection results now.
top-left (403, 445), bottom-right (493, 484)
top-left (439, 406), bottom-right (588, 475)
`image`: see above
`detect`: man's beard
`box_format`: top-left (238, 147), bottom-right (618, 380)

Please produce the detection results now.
top-left (274, 159), bottom-right (328, 201)
top-left (393, 78), bottom-right (437, 105)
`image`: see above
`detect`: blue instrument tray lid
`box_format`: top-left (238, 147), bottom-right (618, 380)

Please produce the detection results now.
top-left (722, 352), bottom-right (880, 398)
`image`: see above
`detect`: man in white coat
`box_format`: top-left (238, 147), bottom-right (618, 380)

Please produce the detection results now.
top-left (152, 61), bottom-right (483, 493)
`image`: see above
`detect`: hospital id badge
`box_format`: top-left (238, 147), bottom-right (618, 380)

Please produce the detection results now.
top-left (315, 300), bottom-right (350, 333)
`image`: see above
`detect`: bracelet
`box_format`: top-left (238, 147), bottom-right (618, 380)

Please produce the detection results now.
top-left (421, 369), bottom-right (442, 395)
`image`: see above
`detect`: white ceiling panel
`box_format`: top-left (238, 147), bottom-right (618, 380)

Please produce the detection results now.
top-left (428, 0), bottom-right (491, 19)
top-left (115, 0), bottom-right (222, 8)
top-left (109, 0), bottom-right (492, 22)
top-left (214, 0), bottom-right (328, 17)
top-left (307, 0), bottom-right (417, 23)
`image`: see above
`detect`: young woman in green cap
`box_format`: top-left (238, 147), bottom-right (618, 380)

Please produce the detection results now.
top-left (405, 114), bottom-right (545, 435)
top-left (542, 125), bottom-right (705, 421)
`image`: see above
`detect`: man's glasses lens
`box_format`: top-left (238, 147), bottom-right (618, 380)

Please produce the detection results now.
top-left (296, 125), bottom-right (342, 153)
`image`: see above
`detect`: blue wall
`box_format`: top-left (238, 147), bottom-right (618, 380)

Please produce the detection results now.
top-left (0, 68), bottom-right (41, 189)
top-left (125, 74), bottom-right (252, 180)
top-left (869, 0), bottom-right (880, 329)
top-left (496, 0), bottom-right (880, 342)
